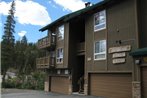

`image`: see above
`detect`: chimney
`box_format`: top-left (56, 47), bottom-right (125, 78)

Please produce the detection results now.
top-left (85, 2), bottom-right (91, 7)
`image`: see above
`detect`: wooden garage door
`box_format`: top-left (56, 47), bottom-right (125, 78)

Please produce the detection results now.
top-left (51, 76), bottom-right (69, 94)
top-left (142, 67), bottom-right (147, 98)
top-left (90, 73), bottom-right (132, 98)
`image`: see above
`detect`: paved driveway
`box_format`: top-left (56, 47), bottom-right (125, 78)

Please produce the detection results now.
top-left (2, 89), bottom-right (101, 98)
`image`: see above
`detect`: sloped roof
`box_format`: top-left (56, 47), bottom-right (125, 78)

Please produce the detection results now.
top-left (39, 0), bottom-right (121, 32)
top-left (130, 48), bottom-right (147, 56)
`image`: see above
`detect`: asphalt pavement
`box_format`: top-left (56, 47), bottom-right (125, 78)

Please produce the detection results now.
top-left (2, 89), bottom-right (102, 98)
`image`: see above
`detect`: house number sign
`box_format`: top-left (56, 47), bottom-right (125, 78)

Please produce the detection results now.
top-left (112, 52), bottom-right (126, 58)
top-left (113, 58), bottom-right (126, 64)
top-left (109, 45), bottom-right (132, 64)
top-left (109, 45), bottom-right (131, 53)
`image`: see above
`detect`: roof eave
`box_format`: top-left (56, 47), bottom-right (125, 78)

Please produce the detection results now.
top-left (39, 0), bottom-right (122, 32)
top-left (129, 48), bottom-right (147, 57)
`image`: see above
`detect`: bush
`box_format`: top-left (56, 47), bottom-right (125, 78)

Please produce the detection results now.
top-left (2, 71), bottom-right (46, 90)
top-left (2, 77), bottom-right (18, 88)
top-left (31, 71), bottom-right (46, 90)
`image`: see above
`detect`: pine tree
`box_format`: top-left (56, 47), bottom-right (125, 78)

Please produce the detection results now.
top-left (14, 36), bottom-right (28, 74)
top-left (21, 35), bottom-right (27, 45)
top-left (1, 0), bottom-right (16, 82)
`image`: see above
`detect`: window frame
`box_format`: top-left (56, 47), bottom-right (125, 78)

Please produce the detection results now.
top-left (94, 40), bottom-right (106, 60)
top-left (57, 25), bottom-right (64, 41)
top-left (56, 47), bottom-right (63, 64)
top-left (94, 10), bottom-right (106, 32)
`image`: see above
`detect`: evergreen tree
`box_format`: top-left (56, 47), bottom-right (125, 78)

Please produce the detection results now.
top-left (14, 36), bottom-right (38, 75)
top-left (14, 36), bottom-right (27, 74)
top-left (21, 35), bottom-right (27, 45)
top-left (1, 0), bottom-right (16, 82)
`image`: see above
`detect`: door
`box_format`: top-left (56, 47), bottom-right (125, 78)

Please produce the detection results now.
top-left (89, 73), bottom-right (132, 98)
top-left (51, 76), bottom-right (69, 94)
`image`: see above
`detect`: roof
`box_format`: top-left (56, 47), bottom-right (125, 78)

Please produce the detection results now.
top-left (130, 48), bottom-right (147, 56)
top-left (39, 0), bottom-right (122, 32)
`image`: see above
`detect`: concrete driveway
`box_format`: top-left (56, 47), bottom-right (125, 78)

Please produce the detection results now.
top-left (2, 89), bottom-right (101, 98)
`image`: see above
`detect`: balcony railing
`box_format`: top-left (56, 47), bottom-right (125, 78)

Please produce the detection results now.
top-left (37, 35), bottom-right (55, 49)
top-left (36, 56), bottom-right (55, 69)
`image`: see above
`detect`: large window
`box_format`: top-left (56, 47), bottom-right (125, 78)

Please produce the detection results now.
top-left (94, 10), bottom-right (106, 31)
top-left (56, 48), bottom-right (63, 63)
top-left (94, 40), bottom-right (106, 60)
top-left (57, 25), bottom-right (64, 40)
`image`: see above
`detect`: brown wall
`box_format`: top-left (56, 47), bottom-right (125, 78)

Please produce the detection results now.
top-left (56, 23), bottom-right (69, 68)
top-left (85, 0), bottom-right (138, 73)
top-left (63, 23), bottom-right (69, 68)
top-left (107, 0), bottom-right (137, 71)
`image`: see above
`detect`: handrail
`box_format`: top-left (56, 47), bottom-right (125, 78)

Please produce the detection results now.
top-left (36, 56), bottom-right (55, 69)
top-left (37, 36), bottom-right (51, 49)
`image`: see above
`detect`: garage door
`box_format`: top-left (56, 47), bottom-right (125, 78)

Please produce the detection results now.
top-left (90, 73), bottom-right (132, 98)
top-left (51, 76), bottom-right (69, 94)
top-left (142, 67), bottom-right (147, 98)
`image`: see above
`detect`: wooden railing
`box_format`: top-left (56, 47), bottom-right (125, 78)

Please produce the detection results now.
top-left (77, 42), bottom-right (85, 52)
top-left (37, 36), bottom-right (50, 49)
top-left (36, 56), bottom-right (55, 69)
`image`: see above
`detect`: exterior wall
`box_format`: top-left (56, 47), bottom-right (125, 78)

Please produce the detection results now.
top-left (85, 0), bottom-right (138, 73)
top-left (55, 23), bottom-right (69, 68)
top-left (44, 23), bottom-right (71, 94)
top-left (107, 0), bottom-right (137, 72)
top-left (85, 15), bottom-right (94, 95)
top-left (85, 15), bottom-right (95, 72)
top-left (63, 23), bottom-right (69, 68)
top-left (85, 0), bottom-right (139, 96)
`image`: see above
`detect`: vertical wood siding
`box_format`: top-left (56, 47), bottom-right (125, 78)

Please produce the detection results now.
top-left (89, 73), bottom-right (132, 98)
top-left (51, 76), bottom-right (69, 94)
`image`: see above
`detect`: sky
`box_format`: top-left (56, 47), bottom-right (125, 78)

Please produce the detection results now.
top-left (0, 0), bottom-right (102, 43)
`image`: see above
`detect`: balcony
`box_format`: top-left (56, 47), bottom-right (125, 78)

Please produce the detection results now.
top-left (36, 56), bottom-right (55, 69)
top-left (77, 42), bottom-right (85, 55)
top-left (37, 35), bottom-right (55, 49)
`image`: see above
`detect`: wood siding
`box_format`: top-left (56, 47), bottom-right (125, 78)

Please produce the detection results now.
top-left (85, 0), bottom-right (137, 73)
top-left (51, 76), bottom-right (69, 94)
top-left (56, 23), bottom-right (69, 68)
top-left (89, 73), bottom-right (132, 98)
top-left (63, 23), bottom-right (69, 68)
top-left (107, 0), bottom-right (137, 71)
top-left (142, 67), bottom-right (147, 98)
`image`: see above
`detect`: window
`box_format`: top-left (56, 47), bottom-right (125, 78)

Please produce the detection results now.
top-left (58, 25), bottom-right (64, 40)
top-left (56, 48), bottom-right (63, 63)
top-left (94, 10), bottom-right (106, 31)
top-left (94, 40), bottom-right (106, 60)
